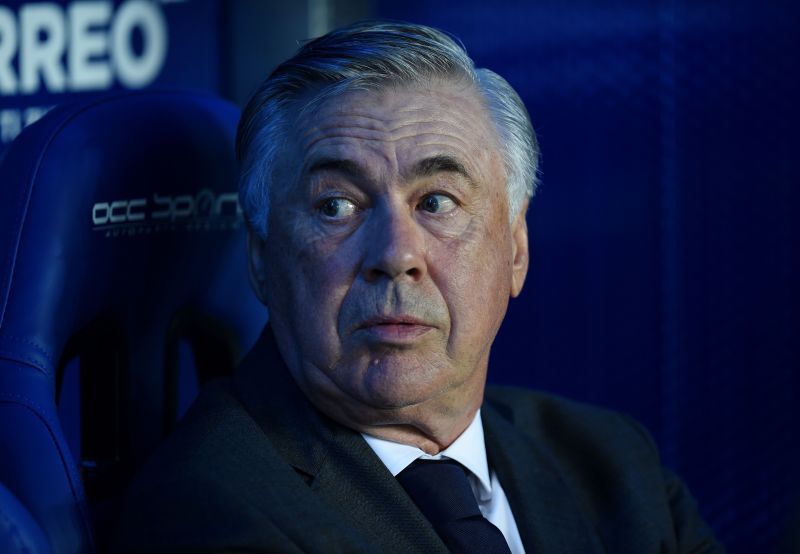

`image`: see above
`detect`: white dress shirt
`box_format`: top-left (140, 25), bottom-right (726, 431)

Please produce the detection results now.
top-left (362, 410), bottom-right (525, 553)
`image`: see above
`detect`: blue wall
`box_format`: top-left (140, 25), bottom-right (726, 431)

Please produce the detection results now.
top-left (377, 1), bottom-right (800, 551)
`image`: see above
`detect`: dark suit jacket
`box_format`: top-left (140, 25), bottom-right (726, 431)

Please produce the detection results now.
top-left (111, 329), bottom-right (723, 553)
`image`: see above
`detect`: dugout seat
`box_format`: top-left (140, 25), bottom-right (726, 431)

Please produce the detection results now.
top-left (0, 90), bottom-right (268, 553)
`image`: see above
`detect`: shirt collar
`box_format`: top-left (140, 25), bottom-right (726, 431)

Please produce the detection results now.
top-left (362, 410), bottom-right (492, 499)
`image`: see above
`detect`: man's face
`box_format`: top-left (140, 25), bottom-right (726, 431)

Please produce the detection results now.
top-left (249, 80), bottom-right (529, 427)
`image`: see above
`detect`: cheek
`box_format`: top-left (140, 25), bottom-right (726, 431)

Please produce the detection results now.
top-left (268, 221), bottom-right (360, 336)
top-left (433, 217), bottom-right (512, 347)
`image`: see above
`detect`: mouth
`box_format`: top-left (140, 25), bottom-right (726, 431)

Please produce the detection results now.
top-left (356, 315), bottom-right (435, 343)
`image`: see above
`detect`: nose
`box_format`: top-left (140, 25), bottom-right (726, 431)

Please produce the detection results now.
top-left (362, 205), bottom-right (427, 283)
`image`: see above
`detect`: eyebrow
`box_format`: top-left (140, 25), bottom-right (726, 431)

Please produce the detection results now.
top-left (409, 155), bottom-right (477, 188)
top-left (307, 157), bottom-right (365, 180)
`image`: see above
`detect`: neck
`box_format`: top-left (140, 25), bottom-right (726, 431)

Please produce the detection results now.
top-left (352, 403), bottom-right (482, 455)
top-left (291, 364), bottom-right (487, 455)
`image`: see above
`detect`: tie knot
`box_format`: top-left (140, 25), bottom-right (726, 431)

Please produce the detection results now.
top-left (397, 459), bottom-right (513, 553)
top-left (397, 459), bottom-right (482, 524)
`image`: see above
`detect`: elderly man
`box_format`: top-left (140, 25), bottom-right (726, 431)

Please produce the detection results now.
top-left (113, 21), bottom-right (722, 553)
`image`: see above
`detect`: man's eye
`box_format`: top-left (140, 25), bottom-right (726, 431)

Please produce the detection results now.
top-left (319, 197), bottom-right (358, 219)
top-left (419, 194), bottom-right (456, 214)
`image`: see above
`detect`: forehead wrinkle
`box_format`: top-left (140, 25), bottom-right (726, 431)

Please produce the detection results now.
top-left (393, 101), bottom-right (492, 128)
top-left (382, 127), bottom-right (482, 153)
top-left (300, 95), bottom-right (491, 139)
top-left (303, 115), bottom-right (478, 142)
top-left (393, 104), bottom-right (486, 124)
top-left (305, 112), bottom-right (396, 133)
top-left (307, 101), bottom-right (488, 139)
top-left (301, 121), bottom-right (391, 147)
top-left (300, 125), bottom-right (478, 159)
top-left (302, 130), bottom-right (397, 154)
top-left (302, 142), bottom-right (391, 166)
top-left (303, 114), bottom-right (485, 150)
top-left (390, 107), bottom-right (485, 128)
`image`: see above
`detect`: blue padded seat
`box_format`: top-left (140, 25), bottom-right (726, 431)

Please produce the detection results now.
top-left (0, 90), bottom-right (267, 553)
top-left (0, 482), bottom-right (53, 554)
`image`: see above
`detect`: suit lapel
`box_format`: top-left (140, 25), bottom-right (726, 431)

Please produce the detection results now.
top-left (233, 329), bottom-right (447, 553)
top-left (311, 420), bottom-right (448, 553)
top-left (482, 399), bottom-right (605, 553)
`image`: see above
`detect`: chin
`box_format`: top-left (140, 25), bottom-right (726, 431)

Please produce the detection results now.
top-left (351, 352), bottom-right (462, 409)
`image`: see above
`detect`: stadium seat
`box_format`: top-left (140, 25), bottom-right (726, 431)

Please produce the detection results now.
top-left (0, 482), bottom-right (53, 554)
top-left (0, 90), bottom-right (268, 553)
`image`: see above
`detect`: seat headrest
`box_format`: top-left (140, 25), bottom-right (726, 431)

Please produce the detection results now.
top-left (0, 89), bottom-right (264, 378)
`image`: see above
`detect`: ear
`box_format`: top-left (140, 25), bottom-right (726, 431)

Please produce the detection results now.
top-left (247, 230), bottom-right (270, 306)
top-left (510, 199), bottom-right (529, 298)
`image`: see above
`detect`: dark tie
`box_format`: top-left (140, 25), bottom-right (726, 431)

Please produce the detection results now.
top-left (397, 459), bottom-right (513, 553)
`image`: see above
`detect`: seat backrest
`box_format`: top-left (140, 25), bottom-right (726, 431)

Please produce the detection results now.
top-left (0, 482), bottom-right (53, 554)
top-left (0, 90), bottom-right (268, 553)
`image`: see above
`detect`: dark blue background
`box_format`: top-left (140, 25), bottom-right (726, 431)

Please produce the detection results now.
top-left (376, 1), bottom-right (800, 551)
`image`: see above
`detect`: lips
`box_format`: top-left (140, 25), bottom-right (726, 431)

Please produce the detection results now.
top-left (356, 315), bottom-right (435, 342)
top-left (358, 315), bottom-right (431, 328)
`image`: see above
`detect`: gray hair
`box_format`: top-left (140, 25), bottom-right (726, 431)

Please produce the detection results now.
top-left (236, 20), bottom-right (539, 238)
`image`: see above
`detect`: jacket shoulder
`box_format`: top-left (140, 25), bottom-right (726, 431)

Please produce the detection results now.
top-left (484, 385), bottom-right (657, 455)
top-left (484, 385), bottom-right (664, 498)
top-left (484, 386), bottom-right (723, 553)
